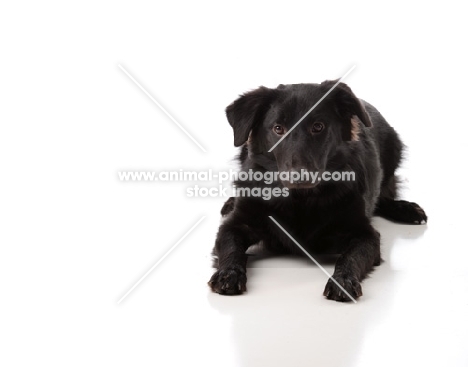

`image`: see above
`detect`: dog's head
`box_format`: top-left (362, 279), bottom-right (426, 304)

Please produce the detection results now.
top-left (226, 81), bottom-right (372, 188)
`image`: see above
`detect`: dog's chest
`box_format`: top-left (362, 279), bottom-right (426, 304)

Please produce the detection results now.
top-left (271, 198), bottom-right (337, 231)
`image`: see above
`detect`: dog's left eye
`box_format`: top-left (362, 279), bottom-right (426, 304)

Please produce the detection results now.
top-left (273, 125), bottom-right (285, 135)
top-left (311, 122), bottom-right (324, 133)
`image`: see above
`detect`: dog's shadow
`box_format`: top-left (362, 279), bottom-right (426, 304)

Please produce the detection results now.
top-left (207, 218), bottom-right (427, 366)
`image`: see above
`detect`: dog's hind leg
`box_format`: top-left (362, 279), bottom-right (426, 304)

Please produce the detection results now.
top-left (375, 198), bottom-right (427, 224)
top-left (374, 175), bottom-right (427, 224)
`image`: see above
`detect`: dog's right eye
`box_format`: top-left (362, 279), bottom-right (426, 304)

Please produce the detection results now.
top-left (311, 122), bottom-right (324, 133)
top-left (273, 125), bottom-right (285, 135)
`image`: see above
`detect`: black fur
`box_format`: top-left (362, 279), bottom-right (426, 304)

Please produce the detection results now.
top-left (209, 81), bottom-right (427, 302)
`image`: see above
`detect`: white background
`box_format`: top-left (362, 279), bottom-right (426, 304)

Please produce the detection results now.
top-left (1, 1), bottom-right (467, 366)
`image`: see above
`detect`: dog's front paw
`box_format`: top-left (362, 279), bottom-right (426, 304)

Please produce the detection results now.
top-left (323, 275), bottom-right (362, 302)
top-left (208, 265), bottom-right (247, 295)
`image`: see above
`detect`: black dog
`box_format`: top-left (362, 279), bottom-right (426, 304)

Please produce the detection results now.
top-left (208, 81), bottom-right (427, 302)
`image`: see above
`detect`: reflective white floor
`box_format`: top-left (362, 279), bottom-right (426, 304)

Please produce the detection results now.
top-left (3, 195), bottom-right (467, 366)
top-left (107, 208), bottom-right (468, 367)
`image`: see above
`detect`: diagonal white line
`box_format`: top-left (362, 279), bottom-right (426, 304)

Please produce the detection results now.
top-left (118, 64), bottom-right (207, 153)
top-left (268, 65), bottom-right (356, 152)
top-left (117, 216), bottom-right (206, 304)
top-left (268, 216), bottom-right (357, 303)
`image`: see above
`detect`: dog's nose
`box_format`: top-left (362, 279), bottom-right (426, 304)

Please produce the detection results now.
top-left (288, 168), bottom-right (308, 182)
top-left (280, 168), bottom-right (321, 189)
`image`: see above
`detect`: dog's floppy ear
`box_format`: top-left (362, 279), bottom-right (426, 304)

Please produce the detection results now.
top-left (320, 80), bottom-right (372, 141)
top-left (226, 86), bottom-right (275, 147)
